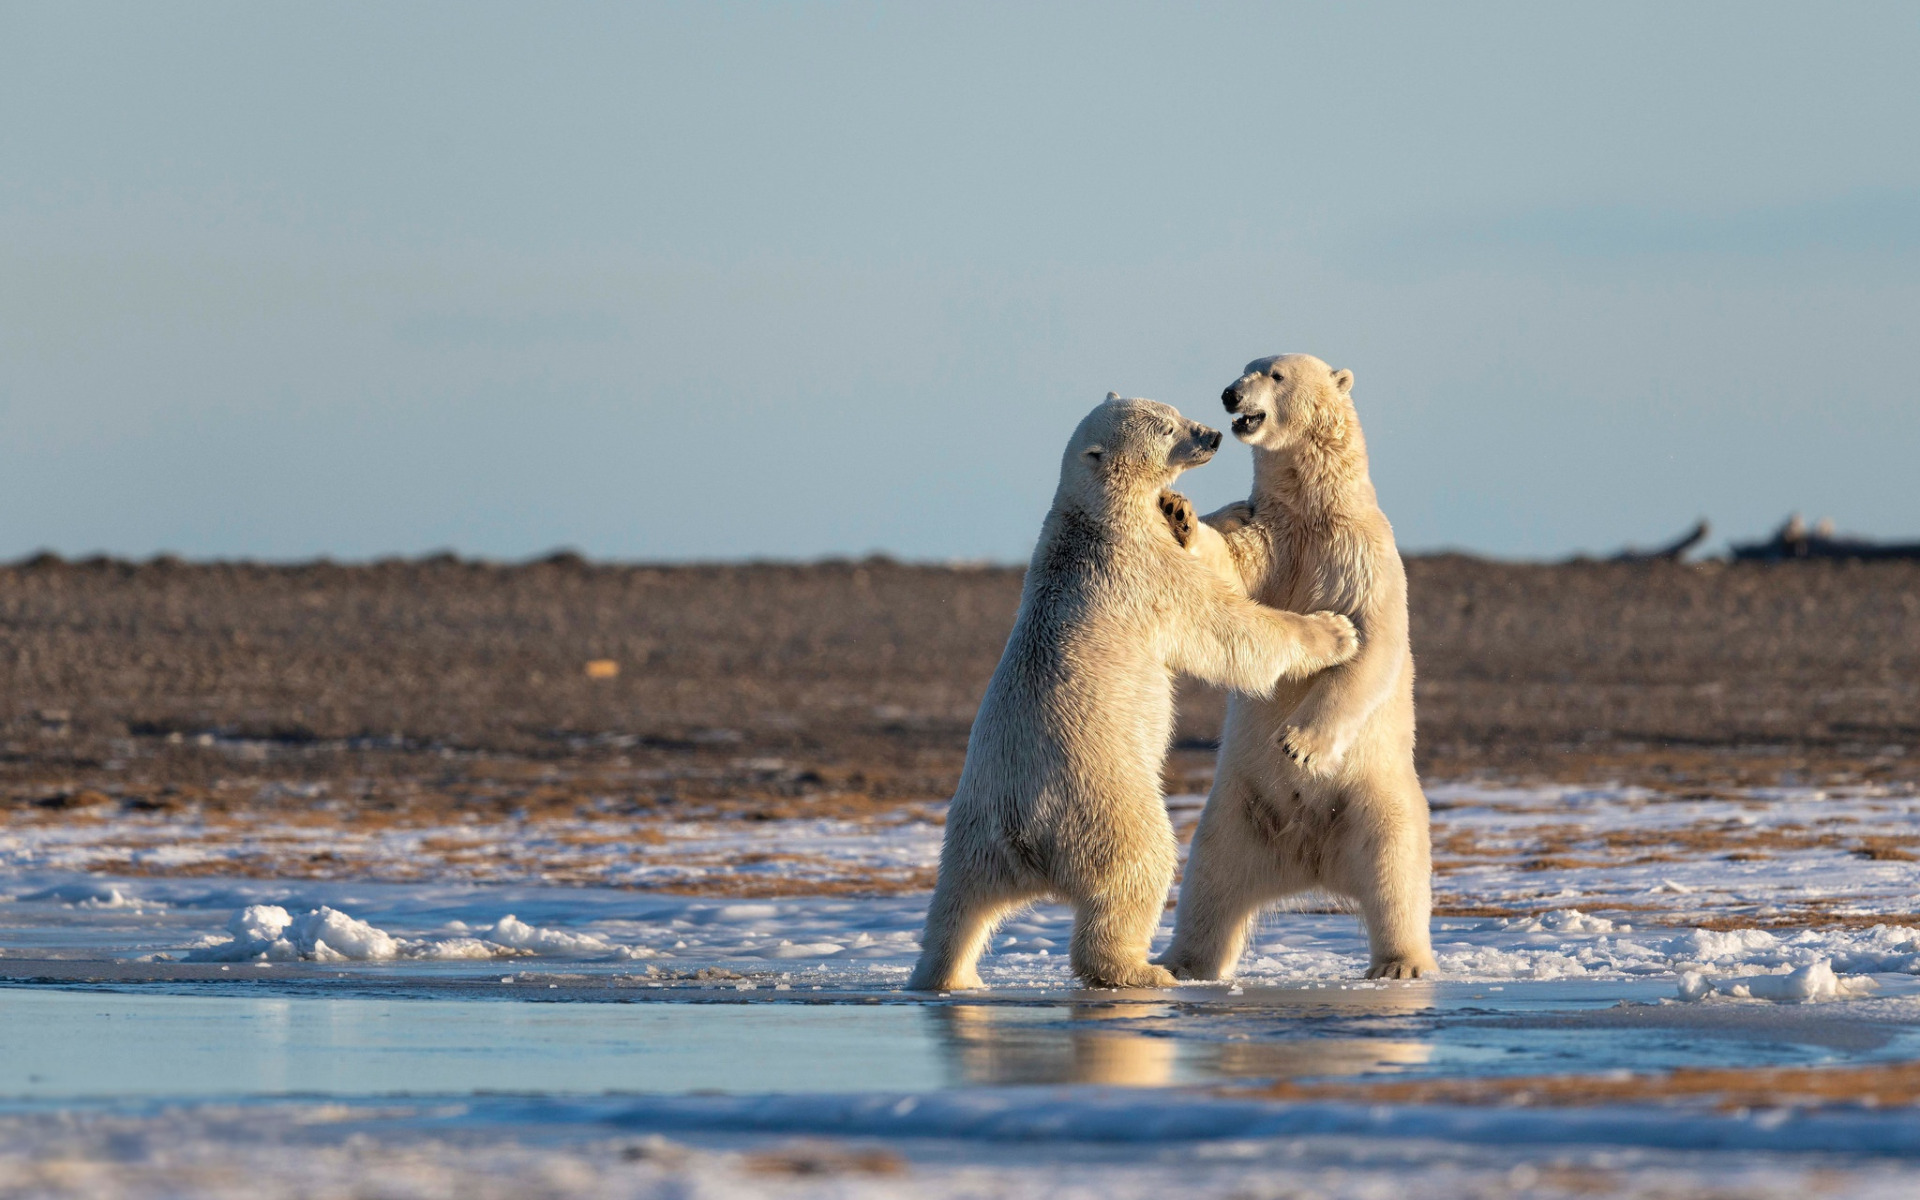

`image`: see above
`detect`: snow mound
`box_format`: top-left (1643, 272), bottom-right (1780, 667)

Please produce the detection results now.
top-left (481, 914), bottom-right (613, 955)
top-left (1671, 927), bottom-right (1778, 963)
top-left (1497, 909), bottom-right (1621, 934)
top-left (186, 905), bottom-right (400, 962)
top-left (186, 905), bottom-right (636, 962)
top-left (1675, 960), bottom-right (1879, 1003)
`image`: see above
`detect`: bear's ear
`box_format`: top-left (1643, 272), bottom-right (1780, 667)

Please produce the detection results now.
top-left (1105, 391), bottom-right (1121, 402)
top-left (1082, 444), bottom-right (1105, 463)
top-left (1331, 368), bottom-right (1354, 395)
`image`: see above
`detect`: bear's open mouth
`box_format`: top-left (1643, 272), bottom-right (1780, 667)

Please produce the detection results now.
top-left (1231, 411), bottom-right (1266, 437)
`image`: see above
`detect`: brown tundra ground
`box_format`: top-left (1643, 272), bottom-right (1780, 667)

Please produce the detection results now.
top-left (3, 553), bottom-right (1916, 831)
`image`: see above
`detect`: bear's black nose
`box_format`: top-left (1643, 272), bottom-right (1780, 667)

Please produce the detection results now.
top-left (1221, 387), bottom-right (1241, 412)
top-left (1204, 429), bottom-right (1222, 451)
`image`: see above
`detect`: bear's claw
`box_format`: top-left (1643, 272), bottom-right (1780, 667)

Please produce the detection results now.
top-left (1277, 724), bottom-right (1342, 776)
top-left (1365, 959), bottom-right (1434, 980)
top-left (1158, 489), bottom-right (1198, 549)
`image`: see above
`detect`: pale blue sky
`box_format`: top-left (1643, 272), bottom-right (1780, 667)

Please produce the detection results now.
top-left (3, 3), bottom-right (1916, 561)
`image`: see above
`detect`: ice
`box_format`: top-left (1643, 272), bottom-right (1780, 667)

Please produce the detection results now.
top-left (227, 904), bottom-right (292, 944)
top-left (22, 882), bottom-right (160, 910)
top-left (0, 780), bottom-right (1915, 992)
top-left (5, 871), bottom-right (1916, 989)
top-left (133, 889), bottom-right (1920, 991)
top-left (186, 905), bottom-right (399, 962)
top-left (290, 907), bottom-right (403, 961)
top-left (480, 914), bottom-right (612, 955)
top-left (9, 1095), bottom-right (1920, 1200)
top-left (0, 809), bottom-right (945, 894)
top-left (5, 780), bottom-right (1920, 1197)
top-left (185, 904), bottom-right (627, 963)
top-left (1675, 959), bottom-right (1879, 1003)
top-left (1673, 927), bottom-right (1779, 962)
top-left (3, 782), bottom-right (1916, 937)
top-left (1494, 909), bottom-right (1620, 934)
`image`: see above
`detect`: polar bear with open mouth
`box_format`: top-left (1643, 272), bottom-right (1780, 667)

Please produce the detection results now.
top-left (908, 394), bottom-right (1358, 991)
top-left (1159, 355), bottom-right (1438, 981)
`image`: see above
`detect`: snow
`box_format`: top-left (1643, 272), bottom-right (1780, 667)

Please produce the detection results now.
top-left (1425, 782), bottom-right (1920, 928)
top-left (20, 881), bottom-right (162, 911)
top-left (0, 808), bottom-right (945, 892)
top-left (0, 876), bottom-right (1911, 1000)
top-left (4, 1092), bottom-right (1920, 1200)
top-left (0, 779), bottom-right (1916, 988)
top-left (5, 780), bottom-right (1920, 1197)
top-left (184, 904), bottom-right (616, 962)
top-left (4, 782), bottom-right (1917, 932)
top-left (1676, 959), bottom-right (1878, 1003)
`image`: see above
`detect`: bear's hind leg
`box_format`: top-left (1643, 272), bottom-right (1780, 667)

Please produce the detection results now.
top-left (1069, 897), bottom-right (1176, 989)
top-left (1067, 860), bottom-right (1177, 990)
top-left (1337, 777), bottom-right (1438, 980)
top-left (1159, 781), bottom-right (1292, 980)
top-left (908, 874), bottom-right (1031, 992)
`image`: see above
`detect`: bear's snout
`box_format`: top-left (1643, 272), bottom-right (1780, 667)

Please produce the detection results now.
top-left (1202, 428), bottom-right (1222, 452)
top-left (1220, 386), bottom-right (1242, 412)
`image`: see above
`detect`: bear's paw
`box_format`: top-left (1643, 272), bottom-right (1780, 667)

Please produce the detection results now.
top-left (1158, 489), bottom-right (1198, 549)
top-left (1277, 722), bottom-right (1345, 777)
top-left (1096, 961), bottom-right (1178, 989)
top-left (1365, 957), bottom-right (1435, 980)
top-left (1304, 611), bottom-right (1360, 667)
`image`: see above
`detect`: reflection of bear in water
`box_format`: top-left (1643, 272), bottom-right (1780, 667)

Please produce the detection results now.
top-left (932, 1004), bottom-right (1177, 1087)
top-left (1161, 355), bottom-right (1438, 982)
top-left (908, 395), bottom-right (1358, 992)
top-left (929, 988), bottom-right (1434, 1087)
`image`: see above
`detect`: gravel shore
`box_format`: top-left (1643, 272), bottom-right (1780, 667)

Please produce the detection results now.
top-left (3, 554), bottom-right (1916, 820)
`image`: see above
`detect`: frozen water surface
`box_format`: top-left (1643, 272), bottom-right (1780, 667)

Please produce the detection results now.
top-left (3, 784), bottom-right (1920, 1197)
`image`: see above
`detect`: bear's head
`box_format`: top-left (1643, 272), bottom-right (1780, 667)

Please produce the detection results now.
top-left (1218, 353), bottom-right (1354, 450)
top-left (1056, 393), bottom-right (1223, 508)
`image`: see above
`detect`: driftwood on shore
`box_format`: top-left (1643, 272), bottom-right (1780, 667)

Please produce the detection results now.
top-left (1731, 515), bottom-right (1920, 562)
top-left (1610, 519), bottom-right (1711, 563)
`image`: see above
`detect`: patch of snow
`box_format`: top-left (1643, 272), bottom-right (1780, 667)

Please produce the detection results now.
top-left (480, 914), bottom-right (612, 955)
top-left (1676, 960), bottom-right (1879, 1003)
top-left (1494, 908), bottom-right (1620, 934)
top-left (186, 905), bottom-right (399, 962)
top-left (1672, 927), bottom-right (1778, 963)
top-left (22, 882), bottom-right (161, 910)
top-left (10, 1095), bottom-right (1920, 1200)
top-left (185, 905), bottom-right (633, 963)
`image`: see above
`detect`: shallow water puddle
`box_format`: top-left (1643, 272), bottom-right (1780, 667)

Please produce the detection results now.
top-left (0, 989), bottom-right (945, 1097)
top-left (5, 975), bottom-right (1920, 1100)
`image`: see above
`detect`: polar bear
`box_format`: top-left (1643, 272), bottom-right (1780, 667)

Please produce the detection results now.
top-left (907, 395), bottom-right (1360, 991)
top-left (1159, 354), bottom-right (1438, 981)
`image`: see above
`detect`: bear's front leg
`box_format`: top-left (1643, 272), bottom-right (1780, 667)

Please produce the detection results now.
top-left (1202, 500), bottom-right (1256, 536)
top-left (1273, 633), bottom-right (1397, 775)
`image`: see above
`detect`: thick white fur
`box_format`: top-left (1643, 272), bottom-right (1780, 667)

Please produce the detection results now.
top-left (908, 396), bottom-right (1359, 991)
top-left (1161, 354), bottom-right (1439, 981)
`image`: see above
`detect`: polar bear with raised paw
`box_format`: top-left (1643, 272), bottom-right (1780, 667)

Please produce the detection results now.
top-left (1159, 354), bottom-right (1439, 981)
top-left (908, 394), bottom-right (1359, 992)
